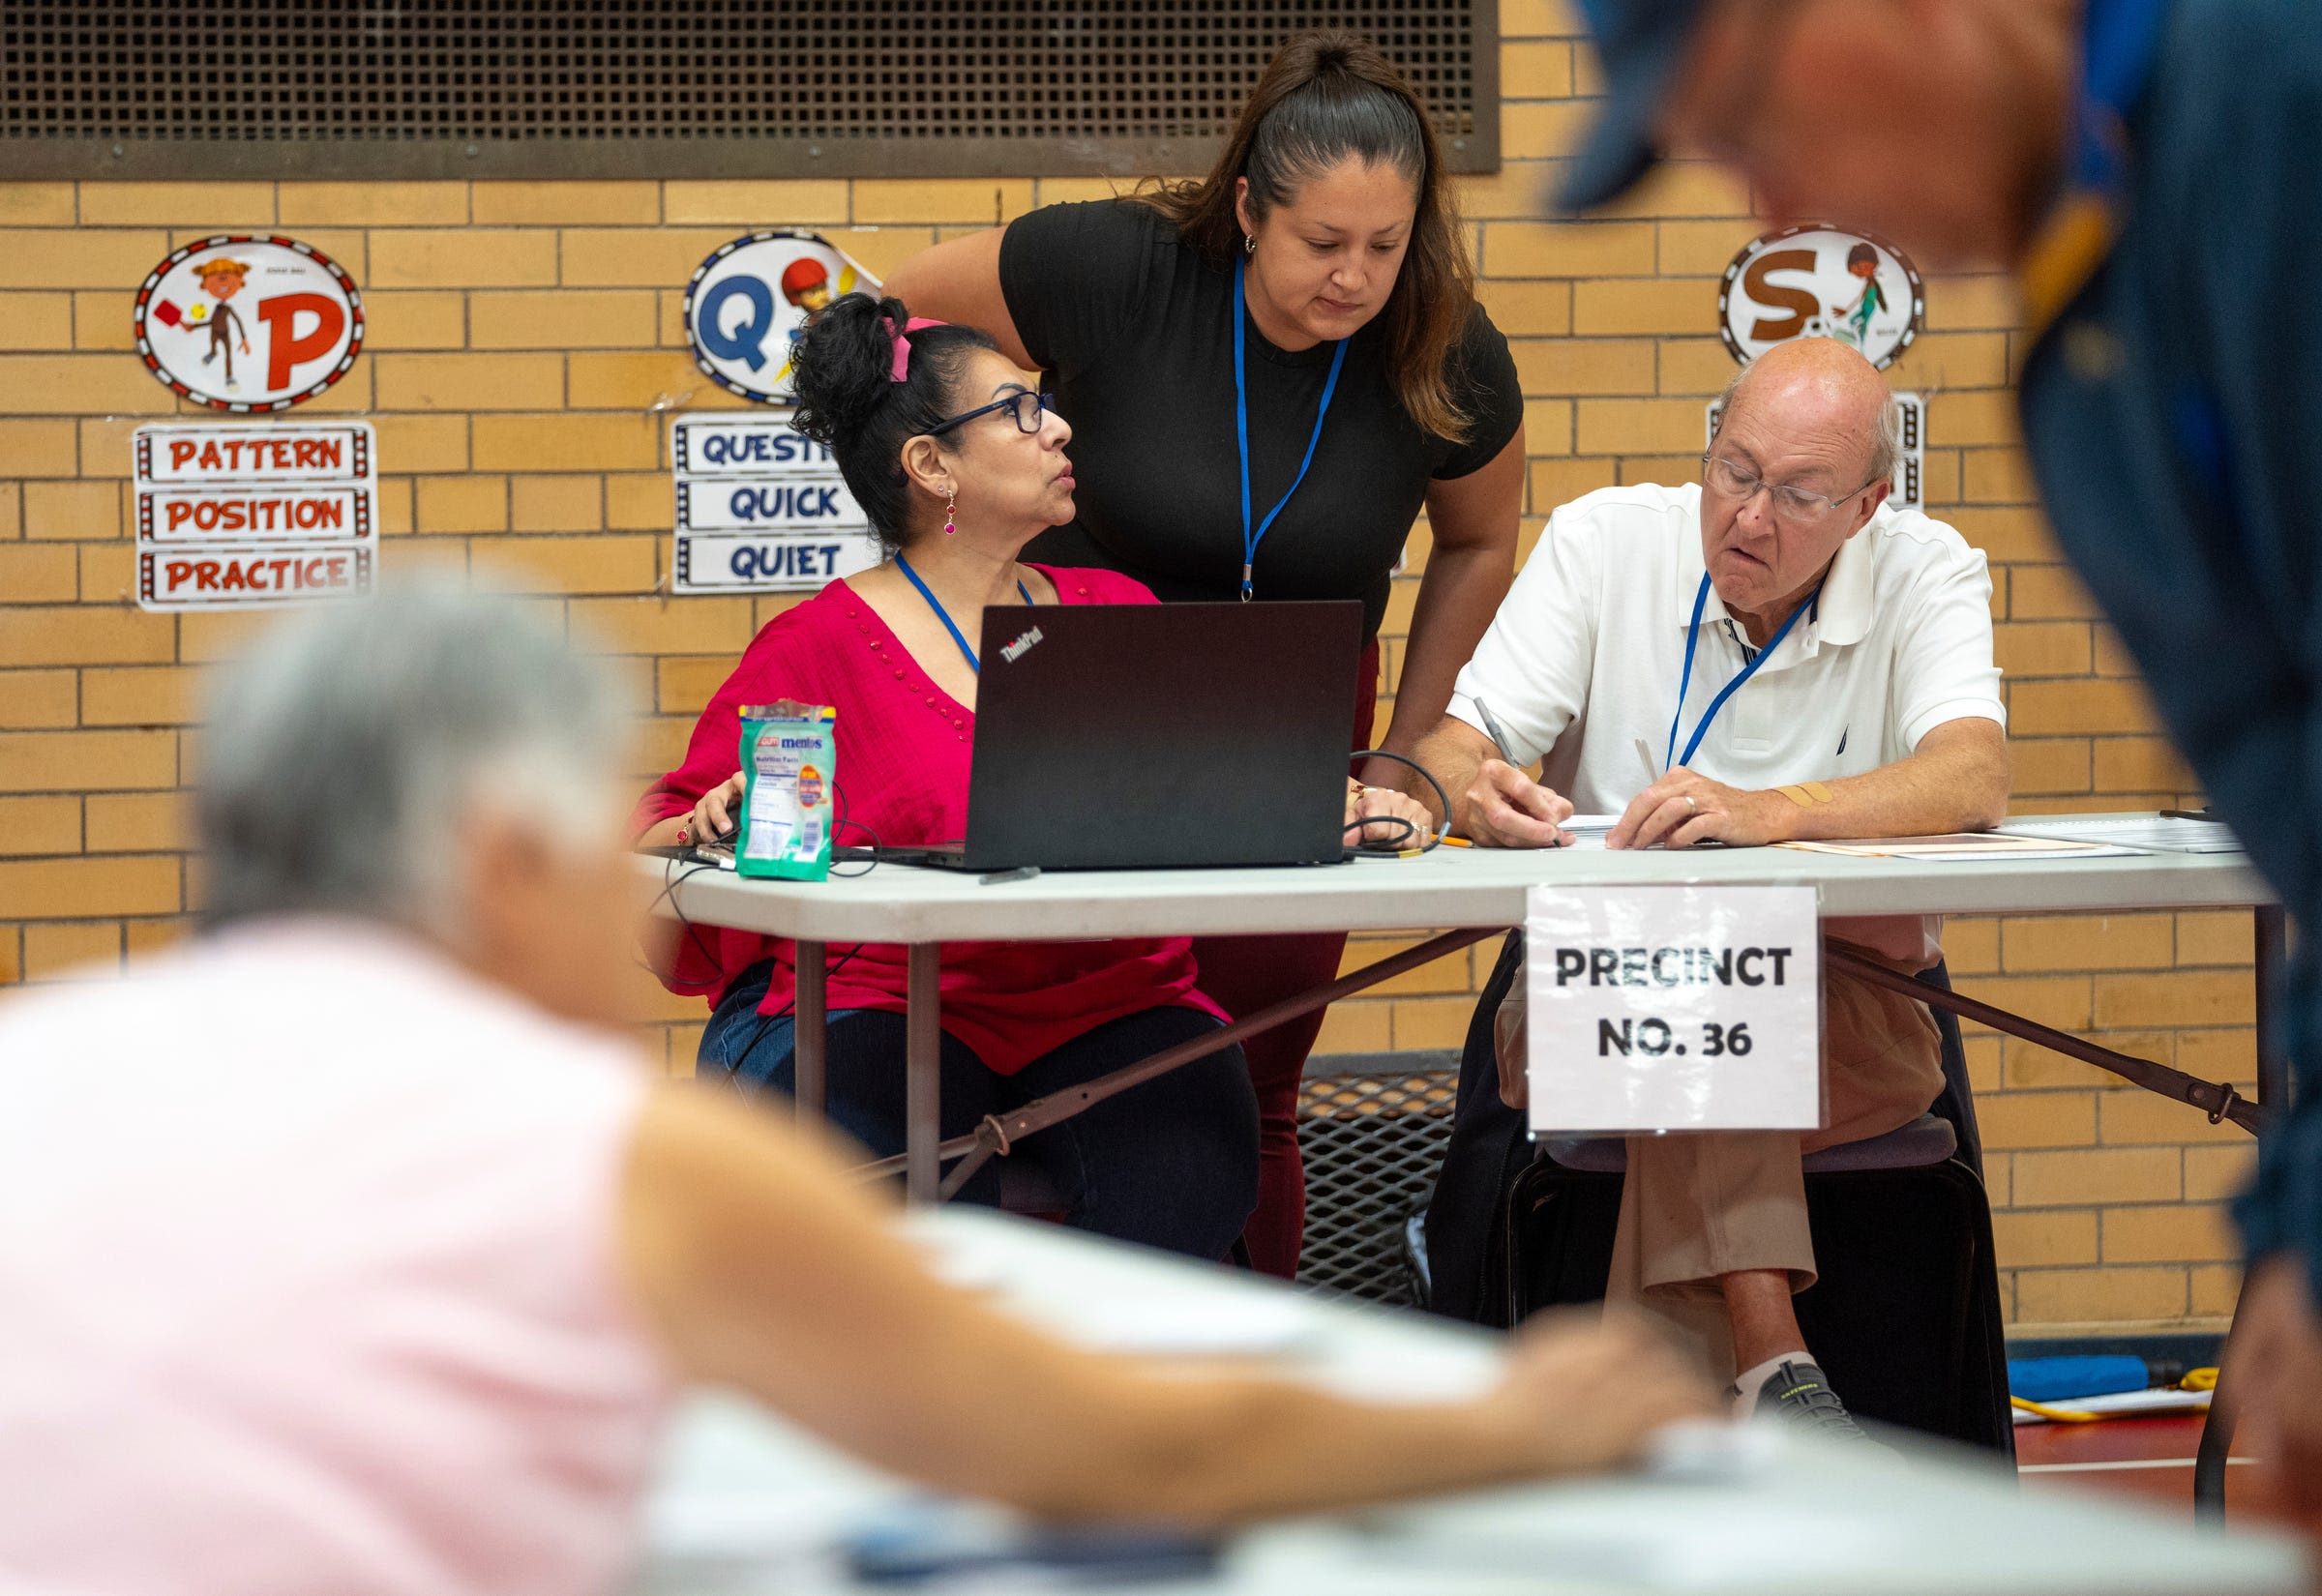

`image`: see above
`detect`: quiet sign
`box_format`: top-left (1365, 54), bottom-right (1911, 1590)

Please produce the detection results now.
top-left (1524, 884), bottom-right (1821, 1134)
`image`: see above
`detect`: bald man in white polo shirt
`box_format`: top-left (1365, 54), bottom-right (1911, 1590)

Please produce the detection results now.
top-left (1414, 338), bottom-right (2009, 1438)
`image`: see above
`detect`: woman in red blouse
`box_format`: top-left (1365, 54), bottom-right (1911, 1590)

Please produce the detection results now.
top-left (637, 294), bottom-right (1427, 1259)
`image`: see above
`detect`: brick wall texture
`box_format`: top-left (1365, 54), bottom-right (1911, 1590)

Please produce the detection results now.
top-left (0, 0), bottom-right (2255, 1331)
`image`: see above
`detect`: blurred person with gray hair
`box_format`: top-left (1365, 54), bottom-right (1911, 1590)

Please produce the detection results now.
top-left (1552, 0), bottom-right (2322, 1534)
top-left (0, 579), bottom-right (1714, 1596)
top-left (1414, 337), bottom-right (2009, 1436)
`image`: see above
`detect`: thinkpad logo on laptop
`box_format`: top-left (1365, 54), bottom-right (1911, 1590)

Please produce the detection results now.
top-left (999, 625), bottom-right (1043, 664)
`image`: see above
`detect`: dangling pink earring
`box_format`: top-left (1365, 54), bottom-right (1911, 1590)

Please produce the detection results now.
top-left (942, 495), bottom-right (956, 536)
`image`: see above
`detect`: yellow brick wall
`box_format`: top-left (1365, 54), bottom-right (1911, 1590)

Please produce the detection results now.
top-left (0, 0), bottom-right (2253, 1329)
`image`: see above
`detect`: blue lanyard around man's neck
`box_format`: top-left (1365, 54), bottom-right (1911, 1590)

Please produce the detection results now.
top-left (1664, 572), bottom-right (1822, 773)
top-left (894, 552), bottom-right (1033, 674)
top-left (1234, 254), bottom-right (1348, 601)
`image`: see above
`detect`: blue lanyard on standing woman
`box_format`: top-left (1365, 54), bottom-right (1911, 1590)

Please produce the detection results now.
top-left (1234, 255), bottom-right (1348, 602)
top-left (1665, 572), bottom-right (1822, 773)
top-left (894, 552), bottom-right (1033, 674)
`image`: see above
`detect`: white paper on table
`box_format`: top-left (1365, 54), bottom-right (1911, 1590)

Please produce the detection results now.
top-left (2000, 816), bottom-right (2247, 854)
top-left (1526, 883), bottom-right (1821, 1133)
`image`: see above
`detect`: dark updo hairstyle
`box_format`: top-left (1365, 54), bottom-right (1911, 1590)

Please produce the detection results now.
top-left (1138, 30), bottom-right (1477, 443)
top-left (788, 293), bottom-right (999, 552)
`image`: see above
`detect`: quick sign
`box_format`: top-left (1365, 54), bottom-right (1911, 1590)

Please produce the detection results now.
top-left (133, 421), bottom-right (378, 612)
top-left (1708, 391), bottom-right (1925, 511)
top-left (1525, 885), bottom-right (1821, 1133)
top-left (670, 414), bottom-right (879, 594)
top-left (1717, 225), bottom-right (1923, 370)
top-left (133, 236), bottom-right (364, 412)
top-left (682, 231), bottom-right (879, 404)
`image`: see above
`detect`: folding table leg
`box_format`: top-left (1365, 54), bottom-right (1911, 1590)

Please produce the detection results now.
top-left (2193, 905), bottom-right (2288, 1520)
top-left (793, 938), bottom-right (826, 1119)
top-left (906, 943), bottom-right (942, 1203)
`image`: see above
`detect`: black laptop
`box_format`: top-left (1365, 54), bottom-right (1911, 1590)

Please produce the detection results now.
top-left (892, 600), bottom-right (1365, 872)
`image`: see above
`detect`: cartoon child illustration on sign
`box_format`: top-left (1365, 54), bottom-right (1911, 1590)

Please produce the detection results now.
top-left (188, 258), bottom-right (254, 391)
top-left (771, 257), bottom-right (834, 384)
top-left (1830, 243), bottom-right (1886, 350)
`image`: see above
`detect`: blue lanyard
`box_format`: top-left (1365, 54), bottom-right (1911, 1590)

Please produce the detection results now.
top-left (1664, 572), bottom-right (1821, 773)
top-left (893, 553), bottom-right (1033, 674)
top-left (1234, 255), bottom-right (1348, 601)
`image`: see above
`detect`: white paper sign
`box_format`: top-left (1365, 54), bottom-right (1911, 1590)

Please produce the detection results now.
top-left (1525, 884), bottom-right (1821, 1134)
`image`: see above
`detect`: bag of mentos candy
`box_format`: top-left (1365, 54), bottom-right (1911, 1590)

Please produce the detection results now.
top-left (736, 700), bottom-right (836, 880)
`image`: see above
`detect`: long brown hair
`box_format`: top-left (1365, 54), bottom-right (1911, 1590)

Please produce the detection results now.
top-left (1139, 31), bottom-right (1476, 442)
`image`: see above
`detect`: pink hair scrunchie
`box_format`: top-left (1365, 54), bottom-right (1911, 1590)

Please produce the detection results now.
top-left (887, 315), bottom-right (948, 382)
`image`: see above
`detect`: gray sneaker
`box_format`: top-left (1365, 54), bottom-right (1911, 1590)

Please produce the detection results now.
top-left (1754, 1359), bottom-right (1872, 1443)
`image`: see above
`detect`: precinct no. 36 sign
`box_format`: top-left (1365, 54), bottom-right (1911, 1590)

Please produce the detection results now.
top-left (1525, 885), bottom-right (1821, 1133)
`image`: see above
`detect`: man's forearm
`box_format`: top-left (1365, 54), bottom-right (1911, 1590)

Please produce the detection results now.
top-left (1412, 717), bottom-right (1496, 829)
top-left (1769, 724), bottom-right (2009, 841)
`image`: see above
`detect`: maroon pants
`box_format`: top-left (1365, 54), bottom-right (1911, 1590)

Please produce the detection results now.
top-left (1189, 639), bottom-right (1382, 1279)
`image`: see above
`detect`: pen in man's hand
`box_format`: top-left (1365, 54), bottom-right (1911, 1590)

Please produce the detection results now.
top-left (1473, 696), bottom-right (1517, 762)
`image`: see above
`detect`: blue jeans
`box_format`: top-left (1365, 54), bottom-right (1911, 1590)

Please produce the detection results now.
top-left (700, 965), bottom-right (1260, 1261)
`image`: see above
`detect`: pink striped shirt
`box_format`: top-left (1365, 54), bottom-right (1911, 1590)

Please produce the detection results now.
top-left (0, 921), bottom-right (670, 1596)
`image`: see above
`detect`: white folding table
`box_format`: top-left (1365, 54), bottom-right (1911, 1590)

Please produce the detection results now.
top-left (644, 814), bottom-right (2287, 1517)
top-left (646, 817), bottom-right (2280, 1203)
top-left (635, 1206), bottom-right (2309, 1596)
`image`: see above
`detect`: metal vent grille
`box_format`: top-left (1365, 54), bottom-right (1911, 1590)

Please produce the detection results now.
top-left (1295, 1065), bottom-right (1459, 1305)
top-left (1, 2), bottom-right (1496, 181)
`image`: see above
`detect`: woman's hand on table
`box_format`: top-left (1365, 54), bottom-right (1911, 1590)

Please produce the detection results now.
top-left (677, 774), bottom-right (747, 846)
top-left (1347, 782), bottom-right (1439, 850)
top-left (1492, 1310), bottom-right (1722, 1473)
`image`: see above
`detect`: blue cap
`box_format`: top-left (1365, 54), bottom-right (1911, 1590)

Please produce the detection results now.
top-left (1558, 0), bottom-right (1714, 212)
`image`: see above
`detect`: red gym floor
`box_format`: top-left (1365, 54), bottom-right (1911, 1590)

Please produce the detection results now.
top-left (2015, 1413), bottom-right (2260, 1515)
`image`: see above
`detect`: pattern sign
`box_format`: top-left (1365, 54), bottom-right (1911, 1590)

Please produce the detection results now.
top-left (133, 422), bottom-right (378, 611)
top-left (133, 236), bottom-right (364, 412)
top-left (670, 414), bottom-right (880, 594)
top-left (682, 231), bottom-right (879, 405)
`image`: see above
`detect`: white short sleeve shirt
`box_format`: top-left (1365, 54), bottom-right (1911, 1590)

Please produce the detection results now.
top-left (1449, 483), bottom-right (2005, 961)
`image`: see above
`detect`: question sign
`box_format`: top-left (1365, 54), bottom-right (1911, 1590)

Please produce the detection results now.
top-left (684, 231), bottom-right (881, 404)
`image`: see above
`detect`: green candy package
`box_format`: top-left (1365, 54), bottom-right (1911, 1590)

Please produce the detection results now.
top-left (736, 700), bottom-right (836, 880)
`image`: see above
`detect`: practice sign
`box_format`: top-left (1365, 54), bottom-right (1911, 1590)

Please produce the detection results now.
top-left (133, 422), bottom-right (378, 611)
top-left (1525, 885), bottom-right (1821, 1134)
top-left (133, 236), bottom-right (364, 412)
top-left (670, 414), bottom-right (879, 594)
top-left (683, 231), bottom-right (879, 404)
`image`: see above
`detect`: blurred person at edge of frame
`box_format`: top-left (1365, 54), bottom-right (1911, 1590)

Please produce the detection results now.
top-left (1555, 0), bottom-right (2322, 1537)
top-left (0, 579), bottom-right (1713, 1596)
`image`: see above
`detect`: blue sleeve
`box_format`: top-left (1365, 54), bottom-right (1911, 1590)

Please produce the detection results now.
top-left (2165, 0), bottom-right (2322, 1295)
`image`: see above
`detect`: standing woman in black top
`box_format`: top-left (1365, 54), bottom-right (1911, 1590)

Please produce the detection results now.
top-left (886, 31), bottom-right (1526, 1278)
